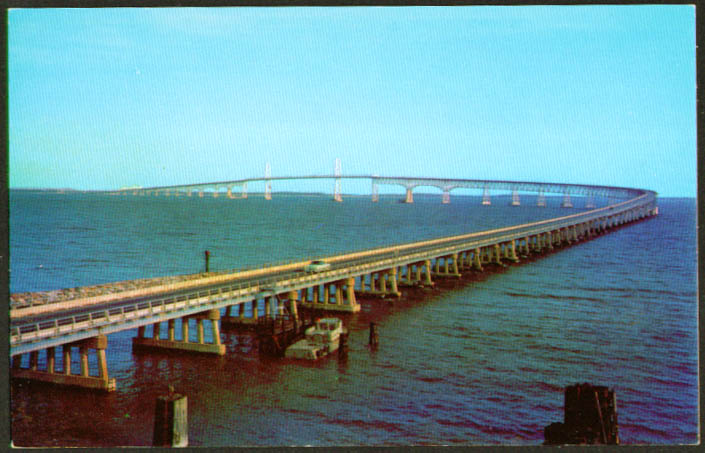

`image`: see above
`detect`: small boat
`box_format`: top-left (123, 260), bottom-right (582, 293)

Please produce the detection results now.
top-left (284, 318), bottom-right (346, 360)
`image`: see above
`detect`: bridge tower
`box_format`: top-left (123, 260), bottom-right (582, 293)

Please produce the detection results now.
top-left (334, 158), bottom-right (343, 202)
top-left (242, 181), bottom-right (248, 199)
top-left (482, 185), bottom-right (491, 205)
top-left (371, 179), bottom-right (379, 202)
top-left (264, 163), bottom-right (272, 200)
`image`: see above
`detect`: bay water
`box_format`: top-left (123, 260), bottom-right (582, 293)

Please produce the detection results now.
top-left (9, 191), bottom-right (698, 446)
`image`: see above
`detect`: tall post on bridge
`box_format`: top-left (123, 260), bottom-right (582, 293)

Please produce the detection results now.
top-left (334, 158), bottom-right (343, 202)
top-left (371, 180), bottom-right (379, 202)
top-left (265, 162), bottom-right (272, 200)
top-left (242, 181), bottom-right (248, 199)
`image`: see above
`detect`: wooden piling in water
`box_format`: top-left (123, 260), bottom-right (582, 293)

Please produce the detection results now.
top-left (369, 322), bottom-right (379, 347)
top-left (544, 383), bottom-right (619, 445)
top-left (153, 391), bottom-right (188, 447)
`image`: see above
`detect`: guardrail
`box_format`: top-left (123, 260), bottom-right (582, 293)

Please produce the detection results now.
top-left (10, 188), bottom-right (657, 355)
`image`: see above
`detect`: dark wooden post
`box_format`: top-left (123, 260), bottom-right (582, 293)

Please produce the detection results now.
top-left (153, 391), bottom-right (188, 447)
top-left (369, 322), bottom-right (379, 348)
top-left (544, 383), bottom-right (618, 445)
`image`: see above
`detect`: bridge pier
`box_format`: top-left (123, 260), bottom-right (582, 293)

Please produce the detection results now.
top-left (544, 232), bottom-right (552, 248)
top-left (469, 248), bottom-right (482, 271)
top-left (561, 192), bottom-right (573, 208)
top-left (482, 186), bottom-right (491, 205)
top-left (132, 310), bottom-right (226, 355)
top-left (537, 190), bottom-right (546, 207)
top-left (511, 189), bottom-right (520, 206)
top-left (12, 335), bottom-right (116, 391)
top-left (222, 300), bottom-right (259, 328)
top-left (432, 254), bottom-right (461, 278)
top-left (301, 279), bottom-right (360, 312)
top-left (398, 264), bottom-right (415, 286)
top-left (405, 188), bottom-right (414, 204)
top-left (505, 241), bottom-right (519, 262)
top-left (358, 269), bottom-right (401, 298)
top-left (493, 244), bottom-right (503, 265)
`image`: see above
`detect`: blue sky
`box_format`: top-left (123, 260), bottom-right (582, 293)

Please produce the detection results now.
top-left (9, 6), bottom-right (696, 196)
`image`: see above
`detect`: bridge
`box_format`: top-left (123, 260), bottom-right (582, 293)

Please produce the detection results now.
top-left (11, 176), bottom-right (658, 391)
top-left (110, 161), bottom-right (636, 207)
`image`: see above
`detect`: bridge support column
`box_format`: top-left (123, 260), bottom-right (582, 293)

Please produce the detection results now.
top-left (405, 188), bottom-right (414, 203)
top-left (346, 277), bottom-right (360, 307)
top-left (359, 269), bottom-right (401, 297)
top-left (221, 301), bottom-right (251, 328)
top-left (12, 336), bottom-right (116, 391)
top-left (303, 281), bottom-right (360, 312)
top-left (457, 252), bottom-right (467, 270)
top-left (432, 254), bottom-right (461, 278)
top-left (442, 190), bottom-right (450, 204)
top-left (511, 189), bottom-right (520, 206)
top-left (287, 290), bottom-right (299, 322)
top-left (398, 264), bottom-right (416, 286)
top-left (545, 232), bottom-right (554, 250)
top-left (133, 311), bottom-right (225, 355)
top-left (561, 192), bottom-right (573, 208)
top-left (493, 244), bottom-right (502, 265)
top-left (473, 248), bottom-right (483, 271)
top-left (508, 241), bottom-right (519, 262)
top-left (312, 285), bottom-right (321, 306)
top-left (168, 319), bottom-right (176, 341)
top-left (423, 260), bottom-right (434, 286)
top-left (388, 268), bottom-right (400, 296)
top-left (324, 284), bottom-right (331, 304)
top-left (264, 297), bottom-right (272, 317)
top-left (482, 186), bottom-right (491, 205)
top-left (522, 237), bottom-right (531, 256)
top-left (537, 190), bottom-right (546, 207)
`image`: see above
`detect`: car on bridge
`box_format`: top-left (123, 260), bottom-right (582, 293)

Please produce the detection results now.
top-left (304, 260), bottom-right (331, 273)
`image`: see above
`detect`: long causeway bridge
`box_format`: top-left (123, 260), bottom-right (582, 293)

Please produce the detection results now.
top-left (10, 176), bottom-right (658, 391)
